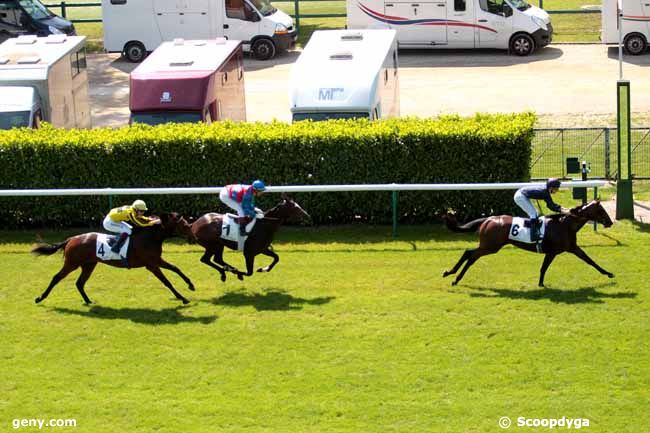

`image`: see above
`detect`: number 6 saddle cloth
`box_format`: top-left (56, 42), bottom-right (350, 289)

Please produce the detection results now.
top-left (508, 217), bottom-right (548, 244)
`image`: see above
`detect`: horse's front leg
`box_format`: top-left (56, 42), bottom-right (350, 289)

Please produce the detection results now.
top-left (244, 253), bottom-right (257, 277)
top-left (256, 247), bottom-right (279, 273)
top-left (199, 250), bottom-right (227, 283)
top-left (159, 258), bottom-right (196, 291)
top-left (213, 246), bottom-right (245, 280)
top-left (538, 253), bottom-right (556, 287)
top-left (145, 265), bottom-right (190, 304)
top-left (571, 246), bottom-right (614, 278)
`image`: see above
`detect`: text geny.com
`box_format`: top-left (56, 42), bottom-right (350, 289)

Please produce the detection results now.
top-left (12, 419), bottom-right (77, 429)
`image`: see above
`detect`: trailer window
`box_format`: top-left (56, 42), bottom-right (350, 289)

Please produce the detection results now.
top-left (0, 1), bottom-right (23, 27)
top-left (454, 0), bottom-right (466, 12)
top-left (0, 111), bottom-right (31, 129)
top-left (226, 0), bottom-right (259, 20)
top-left (70, 48), bottom-right (87, 77)
top-left (110, 0), bottom-right (127, 4)
top-left (479, 0), bottom-right (506, 15)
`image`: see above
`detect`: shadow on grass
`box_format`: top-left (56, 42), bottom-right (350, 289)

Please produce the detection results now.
top-left (209, 288), bottom-right (334, 311)
top-left (462, 283), bottom-right (637, 304)
top-left (631, 219), bottom-right (650, 233)
top-left (52, 305), bottom-right (217, 325)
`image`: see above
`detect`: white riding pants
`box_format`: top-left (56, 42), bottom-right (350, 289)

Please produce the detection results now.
top-left (219, 189), bottom-right (246, 218)
top-left (103, 215), bottom-right (133, 234)
top-left (514, 191), bottom-right (539, 219)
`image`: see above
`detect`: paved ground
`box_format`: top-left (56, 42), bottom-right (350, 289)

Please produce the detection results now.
top-left (602, 199), bottom-right (650, 223)
top-left (88, 44), bottom-right (650, 128)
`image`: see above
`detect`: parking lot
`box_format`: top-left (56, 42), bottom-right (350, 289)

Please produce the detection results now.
top-left (88, 44), bottom-right (650, 127)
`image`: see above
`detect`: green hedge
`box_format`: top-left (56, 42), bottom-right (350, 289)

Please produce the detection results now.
top-left (0, 114), bottom-right (535, 228)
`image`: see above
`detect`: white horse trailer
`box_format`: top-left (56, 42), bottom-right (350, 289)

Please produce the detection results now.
top-left (602, 0), bottom-right (650, 55)
top-left (289, 29), bottom-right (399, 122)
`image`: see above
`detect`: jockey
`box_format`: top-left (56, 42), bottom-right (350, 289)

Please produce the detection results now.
top-left (219, 180), bottom-right (266, 236)
top-left (103, 199), bottom-right (158, 255)
top-left (514, 178), bottom-right (566, 246)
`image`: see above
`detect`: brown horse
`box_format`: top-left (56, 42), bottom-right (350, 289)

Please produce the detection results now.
top-left (191, 197), bottom-right (310, 282)
top-left (32, 213), bottom-right (196, 304)
top-left (443, 200), bottom-right (614, 287)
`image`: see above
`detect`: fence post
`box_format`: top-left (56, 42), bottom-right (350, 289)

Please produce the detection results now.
top-left (61, 1), bottom-right (67, 18)
top-left (294, 0), bottom-right (300, 31)
top-left (391, 191), bottom-right (398, 238)
top-left (604, 128), bottom-right (610, 179)
top-left (561, 129), bottom-right (565, 178)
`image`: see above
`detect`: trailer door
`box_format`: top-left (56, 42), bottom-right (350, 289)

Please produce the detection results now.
top-left (385, 1), bottom-right (447, 45)
top-left (155, 0), bottom-right (211, 40)
top-left (448, 0), bottom-right (474, 46)
top-left (475, 0), bottom-right (511, 47)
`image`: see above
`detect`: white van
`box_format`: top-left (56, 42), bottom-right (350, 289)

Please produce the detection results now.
top-left (289, 29), bottom-right (399, 122)
top-left (347, 0), bottom-right (552, 56)
top-left (602, 0), bottom-right (650, 55)
top-left (101, 0), bottom-right (296, 62)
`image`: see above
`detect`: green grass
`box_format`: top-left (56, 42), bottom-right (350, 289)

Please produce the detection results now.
top-left (1, 222), bottom-right (648, 432)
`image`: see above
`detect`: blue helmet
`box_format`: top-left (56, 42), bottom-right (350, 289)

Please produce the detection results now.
top-left (547, 178), bottom-right (561, 189)
top-left (252, 179), bottom-right (266, 191)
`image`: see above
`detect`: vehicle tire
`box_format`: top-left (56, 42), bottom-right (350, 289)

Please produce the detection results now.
top-left (124, 41), bottom-right (147, 63)
top-left (624, 34), bottom-right (647, 55)
top-left (251, 38), bottom-right (276, 61)
top-left (509, 34), bottom-right (535, 56)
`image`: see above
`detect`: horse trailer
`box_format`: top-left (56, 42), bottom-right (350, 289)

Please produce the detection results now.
top-left (129, 38), bottom-right (246, 126)
top-left (602, 0), bottom-right (650, 55)
top-left (101, 0), bottom-right (296, 62)
top-left (289, 29), bottom-right (400, 122)
top-left (347, 0), bottom-right (553, 56)
top-left (0, 34), bottom-right (90, 129)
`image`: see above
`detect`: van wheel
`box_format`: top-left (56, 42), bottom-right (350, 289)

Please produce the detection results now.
top-left (510, 34), bottom-right (534, 56)
top-left (624, 34), bottom-right (647, 55)
top-left (251, 38), bottom-right (276, 60)
top-left (124, 41), bottom-right (147, 63)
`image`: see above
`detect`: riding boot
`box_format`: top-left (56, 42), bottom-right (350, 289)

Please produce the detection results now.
top-left (111, 232), bottom-right (128, 253)
top-left (533, 218), bottom-right (543, 253)
top-left (239, 222), bottom-right (247, 237)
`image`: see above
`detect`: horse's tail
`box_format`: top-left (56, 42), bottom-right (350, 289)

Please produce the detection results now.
top-left (443, 214), bottom-right (489, 233)
top-left (31, 239), bottom-right (69, 256)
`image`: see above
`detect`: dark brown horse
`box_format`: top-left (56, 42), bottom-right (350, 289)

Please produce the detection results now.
top-left (191, 197), bottom-right (310, 282)
top-left (443, 200), bottom-right (614, 287)
top-left (32, 213), bottom-right (196, 304)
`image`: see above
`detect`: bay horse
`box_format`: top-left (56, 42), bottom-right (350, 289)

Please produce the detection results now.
top-left (442, 200), bottom-right (615, 287)
top-left (32, 213), bottom-right (196, 304)
top-left (191, 197), bottom-right (310, 282)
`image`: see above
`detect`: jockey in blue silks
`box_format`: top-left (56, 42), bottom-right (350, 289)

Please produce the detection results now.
top-left (514, 178), bottom-right (566, 246)
top-left (219, 180), bottom-right (267, 235)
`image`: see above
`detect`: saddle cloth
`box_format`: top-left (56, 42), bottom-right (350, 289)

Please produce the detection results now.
top-left (96, 233), bottom-right (130, 261)
top-left (221, 214), bottom-right (258, 251)
top-left (508, 217), bottom-right (548, 244)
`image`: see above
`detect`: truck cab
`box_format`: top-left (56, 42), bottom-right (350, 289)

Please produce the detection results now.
top-left (0, 0), bottom-right (75, 43)
top-left (0, 86), bottom-right (41, 129)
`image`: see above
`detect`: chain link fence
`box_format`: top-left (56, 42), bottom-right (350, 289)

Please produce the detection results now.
top-left (532, 128), bottom-right (650, 180)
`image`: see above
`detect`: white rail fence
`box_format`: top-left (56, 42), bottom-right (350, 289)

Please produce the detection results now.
top-left (0, 181), bottom-right (608, 236)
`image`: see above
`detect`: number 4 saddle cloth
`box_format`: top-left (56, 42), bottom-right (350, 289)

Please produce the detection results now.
top-left (96, 233), bottom-right (130, 261)
top-left (508, 217), bottom-right (548, 245)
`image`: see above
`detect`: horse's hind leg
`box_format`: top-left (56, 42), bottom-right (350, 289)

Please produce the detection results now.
top-left (146, 265), bottom-right (190, 304)
top-left (443, 249), bottom-right (473, 278)
top-left (35, 262), bottom-right (78, 304)
top-left (538, 253), bottom-right (557, 287)
top-left (199, 250), bottom-right (227, 282)
top-left (452, 249), bottom-right (489, 286)
top-left (75, 262), bottom-right (97, 304)
top-left (158, 258), bottom-right (196, 291)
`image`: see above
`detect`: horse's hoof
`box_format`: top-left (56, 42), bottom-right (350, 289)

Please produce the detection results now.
top-left (607, 273), bottom-right (615, 278)
top-left (181, 298), bottom-right (190, 305)
top-left (34, 297), bottom-right (41, 304)
top-left (220, 274), bottom-right (226, 282)
top-left (188, 284), bottom-right (196, 292)
top-left (539, 283), bottom-right (545, 288)
top-left (237, 274), bottom-right (244, 281)
top-left (451, 281), bottom-right (458, 286)
top-left (442, 271), bottom-right (450, 278)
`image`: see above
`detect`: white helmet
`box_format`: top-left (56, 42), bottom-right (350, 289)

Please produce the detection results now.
top-left (132, 199), bottom-right (147, 211)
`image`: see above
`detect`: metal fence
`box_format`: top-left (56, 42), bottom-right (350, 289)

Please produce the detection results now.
top-left (532, 128), bottom-right (650, 180)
